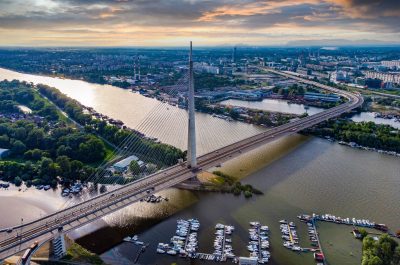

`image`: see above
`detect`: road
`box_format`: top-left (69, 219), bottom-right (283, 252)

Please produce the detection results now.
top-left (0, 69), bottom-right (363, 261)
top-left (350, 86), bottom-right (400, 99)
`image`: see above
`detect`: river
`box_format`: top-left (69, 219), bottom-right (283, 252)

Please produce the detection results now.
top-left (221, 98), bottom-right (400, 129)
top-left (0, 68), bottom-right (399, 265)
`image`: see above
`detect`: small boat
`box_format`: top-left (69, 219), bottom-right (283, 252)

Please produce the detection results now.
top-left (156, 248), bottom-right (165, 254)
top-left (167, 249), bottom-right (177, 255)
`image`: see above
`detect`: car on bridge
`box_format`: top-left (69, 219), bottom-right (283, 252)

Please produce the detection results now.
top-left (146, 187), bottom-right (155, 194)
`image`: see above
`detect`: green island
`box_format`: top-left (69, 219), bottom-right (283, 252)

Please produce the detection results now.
top-left (0, 80), bottom-right (184, 188)
top-left (205, 170), bottom-right (263, 198)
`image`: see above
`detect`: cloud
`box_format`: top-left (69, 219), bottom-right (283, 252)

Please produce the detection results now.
top-left (0, 0), bottom-right (399, 46)
top-left (326, 0), bottom-right (400, 18)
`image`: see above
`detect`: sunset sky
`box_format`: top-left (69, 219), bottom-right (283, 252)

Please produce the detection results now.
top-left (0, 0), bottom-right (399, 46)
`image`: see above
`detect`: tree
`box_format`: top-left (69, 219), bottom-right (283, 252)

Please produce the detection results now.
top-left (364, 256), bottom-right (383, 265)
top-left (56, 156), bottom-right (71, 178)
top-left (146, 163), bottom-right (158, 174)
top-left (11, 140), bottom-right (26, 155)
top-left (393, 246), bottom-right (400, 265)
top-left (26, 128), bottom-right (45, 149)
top-left (229, 109), bottom-right (240, 120)
top-left (359, 228), bottom-right (369, 239)
top-left (99, 185), bottom-right (107, 194)
top-left (78, 137), bottom-right (105, 163)
top-left (39, 157), bottom-right (60, 178)
top-left (362, 235), bottom-right (399, 265)
top-left (14, 176), bottom-right (22, 186)
top-left (129, 160), bottom-right (140, 174)
top-left (70, 160), bottom-right (84, 180)
top-left (0, 134), bottom-right (10, 148)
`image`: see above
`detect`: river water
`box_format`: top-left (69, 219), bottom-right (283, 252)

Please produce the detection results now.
top-left (221, 99), bottom-right (400, 129)
top-left (0, 68), bottom-right (399, 265)
top-left (221, 98), bottom-right (324, 116)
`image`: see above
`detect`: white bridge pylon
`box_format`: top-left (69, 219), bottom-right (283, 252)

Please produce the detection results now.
top-left (187, 41), bottom-right (197, 168)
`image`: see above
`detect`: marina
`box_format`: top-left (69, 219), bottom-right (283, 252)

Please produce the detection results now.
top-left (279, 220), bottom-right (303, 252)
top-left (298, 213), bottom-right (390, 232)
top-left (248, 222), bottom-right (271, 264)
top-left (213, 223), bottom-right (235, 261)
top-left (149, 214), bottom-right (392, 264)
top-left (156, 219), bottom-right (272, 263)
top-left (157, 218), bottom-right (200, 257)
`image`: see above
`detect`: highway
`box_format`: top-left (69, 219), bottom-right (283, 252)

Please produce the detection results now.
top-left (0, 69), bottom-right (363, 261)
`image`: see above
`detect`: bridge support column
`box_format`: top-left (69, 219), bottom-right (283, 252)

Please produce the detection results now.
top-left (187, 41), bottom-right (197, 169)
top-left (52, 233), bottom-right (67, 259)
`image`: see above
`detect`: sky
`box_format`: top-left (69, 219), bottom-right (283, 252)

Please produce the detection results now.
top-left (0, 0), bottom-right (399, 47)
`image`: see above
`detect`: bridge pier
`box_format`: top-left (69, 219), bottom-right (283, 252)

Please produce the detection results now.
top-left (187, 41), bottom-right (197, 169)
top-left (52, 233), bottom-right (67, 259)
top-left (187, 41), bottom-right (199, 183)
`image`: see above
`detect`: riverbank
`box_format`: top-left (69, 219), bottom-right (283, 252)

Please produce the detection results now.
top-left (305, 118), bottom-right (400, 154)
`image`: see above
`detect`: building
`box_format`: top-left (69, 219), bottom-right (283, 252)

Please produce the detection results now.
top-left (304, 92), bottom-right (340, 103)
top-left (297, 67), bottom-right (311, 76)
top-left (381, 60), bottom-right (400, 68)
top-left (0, 148), bottom-right (9, 159)
top-left (330, 71), bottom-right (349, 83)
top-left (113, 155), bottom-right (140, 172)
top-left (232, 47), bottom-right (237, 63)
top-left (365, 78), bottom-right (382, 89)
top-left (239, 257), bottom-right (258, 265)
top-left (355, 77), bottom-right (366, 86)
top-left (194, 62), bottom-right (220, 75)
top-left (227, 90), bottom-right (264, 101)
top-left (363, 71), bottom-right (400, 84)
top-left (306, 63), bottom-right (324, 71)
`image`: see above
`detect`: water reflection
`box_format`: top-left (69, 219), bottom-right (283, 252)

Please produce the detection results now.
top-left (351, 112), bottom-right (400, 129)
top-left (221, 98), bottom-right (323, 115)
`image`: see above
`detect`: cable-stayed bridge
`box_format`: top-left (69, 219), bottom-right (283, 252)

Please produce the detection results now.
top-left (0, 46), bottom-right (363, 262)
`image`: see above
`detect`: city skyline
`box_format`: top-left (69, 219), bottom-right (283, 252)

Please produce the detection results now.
top-left (0, 0), bottom-right (399, 47)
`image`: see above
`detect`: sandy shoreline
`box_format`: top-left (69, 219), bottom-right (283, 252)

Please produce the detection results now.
top-left (0, 186), bottom-right (65, 228)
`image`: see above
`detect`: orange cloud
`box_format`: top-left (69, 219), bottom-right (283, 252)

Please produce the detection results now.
top-left (198, 0), bottom-right (321, 22)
